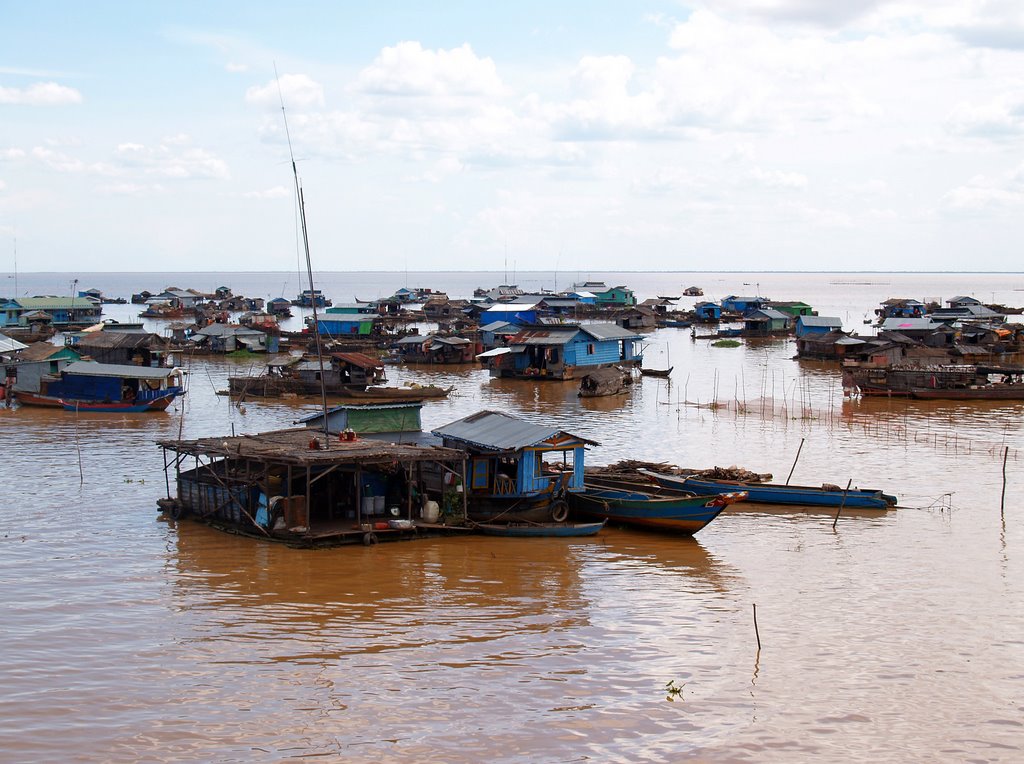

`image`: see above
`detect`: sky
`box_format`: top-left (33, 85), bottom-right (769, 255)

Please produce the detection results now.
top-left (2, 1), bottom-right (1024, 273)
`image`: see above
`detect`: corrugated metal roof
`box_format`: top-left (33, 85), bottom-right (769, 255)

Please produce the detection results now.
top-left (7, 297), bottom-right (100, 310)
top-left (432, 410), bottom-right (598, 450)
top-left (881, 317), bottom-right (939, 331)
top-left (510, 329), bottom-right (577, 345)
top-left (747, 309), bottom-right (790, 321)
top-left (15, 342), bottom-right (79, 361)
top-left (485, 302), bottom-right (539, 312)
top-left (75, 332), bottom-right (161, 349)
top-left (580, 323), bottom-right (642, 340)
top-left (331, 351), bottom-right (384, 369)
top-left (62, 361), bottom-right (181, 380)
top-left (835, 336), bottom-right (867, 345)
top-left (296, 401), bottom-right (422, 423)
top-left (0, 334), bottom-right (28, 352)
top-left (195, 323), bottom-right (266, 337)
top-left (798, 316), bottom-right (843, 327)
top-left (431, 336), bottom-right (472, 346)
top-left (479, 321), bottom-right (516, 332)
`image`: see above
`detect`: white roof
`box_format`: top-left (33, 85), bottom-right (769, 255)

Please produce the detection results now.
top-left (0, 334), bottom-right (29, 353)
top-left (484, 302), bottom-right (539, 312)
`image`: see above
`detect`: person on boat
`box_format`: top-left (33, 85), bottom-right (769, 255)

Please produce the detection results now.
top-left (123, 385), bottom-right (136, 402)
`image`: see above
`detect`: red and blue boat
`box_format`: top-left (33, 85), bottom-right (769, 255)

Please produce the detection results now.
top-left (571, 476), bottom-right (747, 535)
top-left (639, 469), bottom-right (897, 509)
top-left (14, 361), bottom-right (185, 413)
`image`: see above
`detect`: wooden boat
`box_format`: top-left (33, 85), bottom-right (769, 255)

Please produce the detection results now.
top-left (14, 361), bottom-right (185, 413)
top-left (474, 520), bottom-right (605, 537)
top-left (340, 385), bottom-right (453, 401)
top-left (639, 366), bottom-right (673, 378)
top-left (638, 469), bottom-right (897, 509)
top-left (571, 476), bottom-right (746, 535)
top-left (908, 384), bottom-right (1024, 400)
top-left (579, 366), bottom-right (631, 397)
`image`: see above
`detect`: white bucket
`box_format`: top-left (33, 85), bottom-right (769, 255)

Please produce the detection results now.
top-left (361, 496), bottom-right (374, 516)
top-left (421, 500), bottom-right (440, 523)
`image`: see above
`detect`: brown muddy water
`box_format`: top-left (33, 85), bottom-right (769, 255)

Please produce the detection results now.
top-left (1, 273), bottom-right (1023, 761)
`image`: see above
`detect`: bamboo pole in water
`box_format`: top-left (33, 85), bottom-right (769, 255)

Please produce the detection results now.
top-left (753, 603), bottom-right (761, 651)
top-left (1001, 446), bottom-right (1009, 516)
top-left (832, 479), bottom-right (853, 531)
top-left (786, 437), bottom-right (805, 485)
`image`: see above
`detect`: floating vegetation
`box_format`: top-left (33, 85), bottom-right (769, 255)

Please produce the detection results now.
top-left (711, 339), bottom-right (741, 348)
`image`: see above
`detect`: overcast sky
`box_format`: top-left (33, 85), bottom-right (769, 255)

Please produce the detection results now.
top-left (3, 1), bottom-right (1024, 273)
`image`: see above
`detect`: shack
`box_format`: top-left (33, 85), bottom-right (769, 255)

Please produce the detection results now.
top-left (743, 309), bottom-right (792, 336)
top-left (431, 410), bottom-right (597, 523)
top-left (794, 315), bottom-right (842, 339)
top-left (156, 428), bottom-right (468, 546)
top-left (70, 331), bottom-right (170, 366)
top-left (479, 322), bottom-right (644, 379)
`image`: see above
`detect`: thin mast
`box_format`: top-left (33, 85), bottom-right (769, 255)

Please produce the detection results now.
top-left (276, 67), bottom-right (330, 439)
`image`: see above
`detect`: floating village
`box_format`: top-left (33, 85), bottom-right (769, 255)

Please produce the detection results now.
top-left (2, 278), bottom-right (1019, 547)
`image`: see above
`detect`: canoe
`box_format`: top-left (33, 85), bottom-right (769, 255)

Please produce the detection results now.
top-left (638, 469), bottom-right (897, 509)
top-left (639, 367), bottom-right (673, 378)
top-left (571, 476), bottom-right (746, 535)
top-left (474, 520), bottom-right (605, 537)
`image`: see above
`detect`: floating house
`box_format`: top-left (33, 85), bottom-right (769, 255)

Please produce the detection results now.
top-left (156, 428), bottom-right (468, 545)
top-left (479, 321), bottom-right (521, 350)
top-left (721, 296), bottom-right (768, 315)
top-left (795, 331), bottom-right (867, 360)
top-left (297, 401), bottom-right (424, 437)
top-left (193, 323), bottom-right (275, 353)
top-left (767, 301), bottom-right (815, 317)
top-left (315, 315), bottom-right (376, 338)
top-left (293, 289), bottom-right (332, 308)
top-left (14, 360), bottom-right (185, 411)
top-left (267, 297), bottom-right (293, 316)
top-left (742, 309), bottom-right (792, 336)
top-left (694, 302), bottom-right (722, 322)
top-left (154, 289), bottom-right (203, 309)
top-left (683, 286), bottom-right (704, 296)
top-left (431, 410), bottom-right (597, 523)
top-left (70, 331), bottom-right (170, 366)
top-left (1, 297), bottom-right (102, 328)
top-left (794, 315), bottom-right (842, 339)
top-left (7, 342), bottom-right (82, 394)
top-left (226, 352), bottom-right (386, 397)
top-left (482, 302), bottom-right (539, 326)
top-left (478, 323), bottom-right (644, 379)
top-left (617, 306), bottom-right (659, 332)
top-left (392, 335), bottom-right (477, 364)
top-left (877, 298), bottom-right (925, 320)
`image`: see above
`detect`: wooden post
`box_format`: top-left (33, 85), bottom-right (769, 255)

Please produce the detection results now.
top-left (753, 603), bottom-right (761, 651)
top-left (1001, 446), bottom-right (1009, 515)
top-left (462, 457), bottom-right (468, 519)
top-left (355, 464), bottom-right (362, 524)
top-left (785, 437), bottom-right (805, 485)
top-left (832, 478), bottom-right (853, 530)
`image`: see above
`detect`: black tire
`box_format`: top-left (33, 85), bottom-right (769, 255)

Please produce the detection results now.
top-left (549, 499), bottom-right (569, 523)
top-left (169, 503), bottom-right (185, 521)
top-left (363, 532), bottom-right (378, 546)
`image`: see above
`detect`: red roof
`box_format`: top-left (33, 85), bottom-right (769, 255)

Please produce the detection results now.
top-left (330, 352), bottom-right (384, 369)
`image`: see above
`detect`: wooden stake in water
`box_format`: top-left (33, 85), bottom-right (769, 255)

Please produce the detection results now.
top-left (832, 478), bottom-right (853, 530)
top-left (1001, 446), bottom-right (1009, 516)
top-left (786, 437), bottom-right (805, 485)
top-left (752, 603), bottom-right (761, 651)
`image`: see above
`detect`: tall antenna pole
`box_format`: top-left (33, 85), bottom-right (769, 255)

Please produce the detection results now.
top-left (276, 65), bottom-right (330, 439)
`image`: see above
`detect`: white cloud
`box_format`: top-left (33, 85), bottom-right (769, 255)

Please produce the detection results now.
top-left (0, 148), bottom-right (26, 160)
top-left (96, 182), bottom-right (166, 196)
top-left (0, 179), bottom-right (6, 192)
top-left (112, 140), bottom-right (230, 180)
top-left (241, 186), bottom-right (289, 199)
top-left (0, 82), bottom-right (82, 106)
top-left (355, 42), bottom-right (503, 97)
top-left (750, 166), bottom-right (808, 189)
top-left (946, 93), bottom-right (1024, 138)
top-left (941, 163), bottom-right (1024, 212)
top-left (226, 62), bottom-right (249, 73)
top-left (245, 73), bottom-right (325, 110)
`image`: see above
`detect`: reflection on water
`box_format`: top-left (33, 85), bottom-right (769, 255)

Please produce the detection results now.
top-left (1, 272), bottom-right (1024, 760)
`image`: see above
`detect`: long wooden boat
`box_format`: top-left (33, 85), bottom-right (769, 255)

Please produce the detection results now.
top-left (908, 385), bottom-right (1024, 400)
top-left (475, 520), bottom-right (605, 537)
top-left (571, 476), bottom-right (746, 535)
top-left (639, 366), bottom-right (673, 378)
top-left (14, 361), bottom-right (185, 414)
top-left (638, 469), bottom-right (897, 508)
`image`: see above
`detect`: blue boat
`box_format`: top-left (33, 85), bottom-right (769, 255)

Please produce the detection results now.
top-left (475, 520), bottom-right (605, 537)
top-left (639, 469), bottom-right (897, 509)
top-left (571, 476), bottom-right (747, 535)
top-left (14, 361), bottom-right (185, 413)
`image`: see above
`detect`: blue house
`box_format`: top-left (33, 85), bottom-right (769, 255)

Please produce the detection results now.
top-left (482, 302), bottom-right (539, 326)
top-left (479, 322), bottom-right (644, 379)
top-left (315, 316), bottom-right (376, 337)
top-left (795, 315), bottom-right (843, 339)
top-left (431, 410), bottom-right (598, 522)
top-left (721, 295), bottom-right (768, 314)
top-left (2, 297), bottom-right (102, 328)
top-left (877, 298), bottom-right (925, 319)
top-left (694, 302), bottom-right (722, 321)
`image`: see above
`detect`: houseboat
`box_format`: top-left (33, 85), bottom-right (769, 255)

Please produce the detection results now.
top-left (430, 410), bottom-right (597, 523)
top-left (477, 322), bottom-right (644, 380)
top-left (292, 289), bottom-right (332, 308)
top-left (842, 361), bottom-right (1024, 400)
top-left (156, 427), bottom-right (468, 546)
top-left (13, 360), bottom-right (185, 412)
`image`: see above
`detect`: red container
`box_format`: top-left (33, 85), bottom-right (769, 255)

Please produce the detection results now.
top-left (373, 521), bottom-right (389, 530)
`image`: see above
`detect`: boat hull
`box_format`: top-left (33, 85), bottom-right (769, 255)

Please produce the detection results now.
top-left (909, 386), bottom-right (1024, 400)
top-left (641, 471), bottom-right (896, 508)
top-left (571, 480), bottom-right (745, 534)
top-left (16, 390), bottom-right (177, 412)
top-left (475, 521), bottom-right (605, 537)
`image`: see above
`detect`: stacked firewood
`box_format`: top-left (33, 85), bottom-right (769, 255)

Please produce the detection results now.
top-left (587, 460), bottom-right (772, 483)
